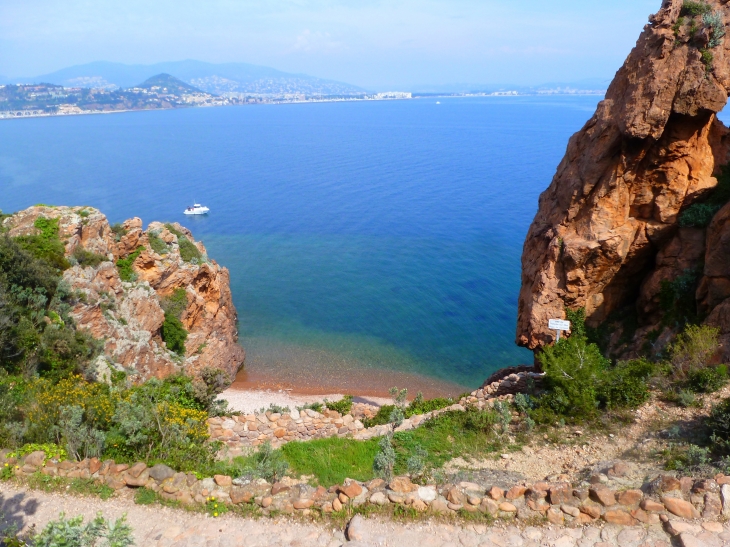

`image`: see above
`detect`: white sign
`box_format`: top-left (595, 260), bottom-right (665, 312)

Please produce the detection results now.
top-left (548, 319), bottom-right (571, 331)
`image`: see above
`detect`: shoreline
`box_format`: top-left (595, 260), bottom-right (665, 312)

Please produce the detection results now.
top-left (0, 92), bottom-right (606, 121)
top-left (220, 365), bottom-right (476, 414)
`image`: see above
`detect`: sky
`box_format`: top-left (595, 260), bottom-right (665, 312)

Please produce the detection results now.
top-left (1, 0), bottom-right (661, 89)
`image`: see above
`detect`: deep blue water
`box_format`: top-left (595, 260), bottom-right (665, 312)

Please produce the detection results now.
top-left (0, 96), bottom-right (602, 391)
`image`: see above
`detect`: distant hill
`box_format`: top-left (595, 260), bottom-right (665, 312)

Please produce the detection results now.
top-left (15, 60), bottom-right (367, 96)
top-left (136, 73), bottom-right (204, 95)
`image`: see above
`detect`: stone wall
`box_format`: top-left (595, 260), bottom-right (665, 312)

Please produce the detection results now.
top-left (209, 370), bottom-right (544, 452)
top-left (5, 448), bottom-right (730, 545)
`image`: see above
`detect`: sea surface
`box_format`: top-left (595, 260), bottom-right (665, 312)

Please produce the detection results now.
top-left (0, 96), bottom-right (603, 395)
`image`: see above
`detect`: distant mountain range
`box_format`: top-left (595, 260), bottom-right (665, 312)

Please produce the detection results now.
top-left (6, 60), bottom-right (367, 96)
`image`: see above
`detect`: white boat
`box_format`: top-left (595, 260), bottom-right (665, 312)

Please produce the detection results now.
top-left (184, 203), bottom-right (210, 215)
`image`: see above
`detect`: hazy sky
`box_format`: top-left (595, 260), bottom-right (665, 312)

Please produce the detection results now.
top-left (1, 0), bottom-right (660, 88)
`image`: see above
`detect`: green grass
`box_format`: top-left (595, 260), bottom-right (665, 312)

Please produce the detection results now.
top-left (393, 410), bottom-right (502, 473)
top-left (25, 473), bottom-right (114, 500)
top-left (280, 409), bottom-right (504, 485)
top-left (282, 437), bottom-right (380, 485)
top-left (135, 487), bottom-right (158, 505)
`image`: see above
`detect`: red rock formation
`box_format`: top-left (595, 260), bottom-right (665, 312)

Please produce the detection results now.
top-left (4, 205), bottom-right (245, 381)
top-left (517, 0), bottom-right (730, 355)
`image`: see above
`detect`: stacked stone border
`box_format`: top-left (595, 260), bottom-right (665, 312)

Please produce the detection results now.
top-left (4, 449), bottom-right (730, 545)
top-left (208, 369), bottom-right (545, 451)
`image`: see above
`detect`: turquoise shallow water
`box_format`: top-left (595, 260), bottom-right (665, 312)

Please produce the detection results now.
top-left (0, 96), bottom-right (602, 392)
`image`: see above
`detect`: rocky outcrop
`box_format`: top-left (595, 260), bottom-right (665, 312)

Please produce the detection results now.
top-left (2, 205), bottom-right (244, 381)
top-left (517, 0), bottom-right (730, 357)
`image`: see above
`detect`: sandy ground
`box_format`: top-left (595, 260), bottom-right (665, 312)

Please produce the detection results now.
top-left (219, 388), bottom-right (391, 415)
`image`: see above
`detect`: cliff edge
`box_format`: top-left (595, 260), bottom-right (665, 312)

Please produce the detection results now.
top-left (2, 205), bottom-right (245, 381)
top-left (518, 0), bottom-right (730, 357)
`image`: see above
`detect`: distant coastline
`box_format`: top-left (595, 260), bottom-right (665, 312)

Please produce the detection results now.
top-left (0, 88), bottom-right (606, 121)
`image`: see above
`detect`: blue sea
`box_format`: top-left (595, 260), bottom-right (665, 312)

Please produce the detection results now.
top-left (0, 96), bottom-right (602, 394)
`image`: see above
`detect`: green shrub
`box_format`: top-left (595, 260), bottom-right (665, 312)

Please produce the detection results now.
top-left (234, 441), bottom-right (289, 482)
top-left (148, 231), bottom-right (168, 255)
top-left (115, 246), bottom-right (144, 282)
top-left (161, 312), bottom-right (187, 355)
top-left (597, 359), bottom-right (654, 410)
top-left (670, 324), bottom-right (720, 380)
top-left (687, 364), bottom-right (728, 393)
top-left (535, 333), bottom-right (609, 421)
top-left (72, 246), bottom-right (108, 268)
top-left (362, 404), bottom-right (395, 428)
top-left (681, 1), bottom-right (711, 17)
top-left (58, 405), bottom-right (106, 460)
top-left (704, 10), bottom-right (726, 48)
top-left (15, 217), bottom-right (70, 272)
top-left (178, 236), bottom-right (201, 263)
top-left (297, 401), bottom-right (323, 412)
top-left (160, 288), bottom-right (188, 319)
top-left (464, 407), bottom-right (498, 433)
top-left (373, 434), bottom-right (396, 481)
top-left (164, 223), bottom-right (183, 238)
top-left (681, 205), bottom-right (717, 228)
top-left (708, 397), bottom-right (730, 455)
top-left (110, 223), bottom-right (127, 242)
top-left (324, 394), bottom-right (353, 415)
top-left (406, 392), bottom-right (453, 416)
top-left (659, 268), bottom-right (701, 326)
top-left (32, 512), bottom-right (134, 547)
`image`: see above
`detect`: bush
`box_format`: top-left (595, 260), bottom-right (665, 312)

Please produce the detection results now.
top-left (708, 397), bottom-right (730, 455)
top-left (72, 246), bottom-right (108, 268)
top-left (681, 1), bottom-right (711, 17)
top-left (164, 223), bottom-right (183, 238)
top-left (160, 288), bottom-right (188, 319)
top-left (535, 333), bottom-right (609, 420)
top-left (161, 312), bottom-right (187, 355)
top-left (406, 392), bottom-right (453, 416)
top-left (148, 231), bottom-right (168, 255)
top-left (32, 512), bottom-right (134, 547)
top-left (178, 236), bottom-right (202, 263)
top-left (324, 394), bottom-right (353, 415)
top-left (235, 441), bottom-right (289, 482)
top-left (687, 364), bottom-right (728, 393)
top-left (14, 217), bottom-right (70, 272)
top-left (597, 359), bottom-right (654, 410)
top-left (297, 401), bottom-right (323, 412)
top-left (679, 203), bottom-right (720, 228)
top-left (110, 223), bottom-right (127, 242)
top-left (373, 435), bottom-right (396, 481)
top-left (115, 246), bottom-right (144, 282)
top-left (669, 324), bottom-right (720, 380)
top-left (659, 268), bottom-right (701, 326)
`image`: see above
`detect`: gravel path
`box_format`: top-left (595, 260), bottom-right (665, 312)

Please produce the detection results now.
top-left (3, 483), bottom-right (727, 547)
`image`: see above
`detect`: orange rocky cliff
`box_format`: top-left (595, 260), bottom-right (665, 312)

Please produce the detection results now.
top-left (517, 0), bottom-right (730, 358)
top-left (4, 205), bottom-right (245, 381)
